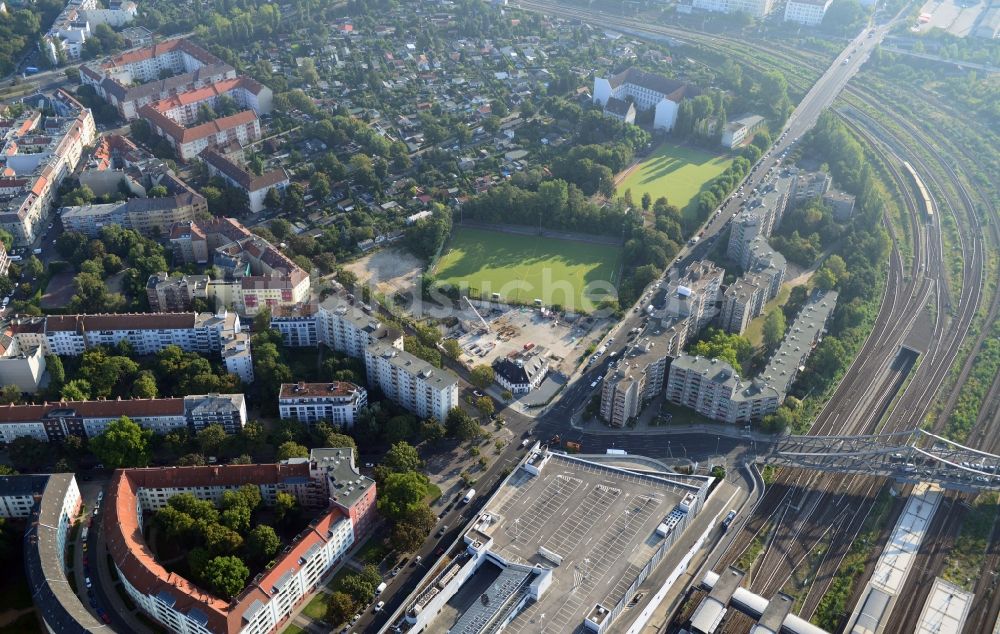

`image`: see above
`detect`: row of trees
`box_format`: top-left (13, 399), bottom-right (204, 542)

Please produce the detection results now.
top-left (456, 179), bottom-right (631, 236)
top-left (761, 113), bottom-right (892, 433)
top-left (549, 143), bottom-right (639, 197)
top-left (0, 0), bottom-right (63, 76)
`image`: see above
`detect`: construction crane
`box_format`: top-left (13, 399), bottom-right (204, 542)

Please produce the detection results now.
top-left (463, 296), bottom-right (490, 333)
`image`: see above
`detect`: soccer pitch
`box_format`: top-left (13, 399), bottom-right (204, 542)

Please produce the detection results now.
top-left (617, 143), bottom-right (732, 222)
top-left (431, 227), bottom-right (622, 313)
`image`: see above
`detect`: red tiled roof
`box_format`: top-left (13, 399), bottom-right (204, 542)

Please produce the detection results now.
top-left (147, 76), bottom-right (265, 114)
top-left (103, 38), bottom-right (221, 71)
top-left (140, 105), bottom-right (258, 145)
top-left (104, 464), bottom-right (347, 634)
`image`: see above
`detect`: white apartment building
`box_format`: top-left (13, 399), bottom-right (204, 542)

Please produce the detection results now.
top-left (0, 474), bottom-right (51, 518)
top-left (0, 393), bottom-right (247, 443)
top-left (364, 342), bottom-right (459, 422)
top-left (315, 296), bottom-right (404, 359)
top-left (692, 0), bottom-right (776, 18)
top-left (270, 304), bottom-right (320, 347)
top-left (663, 261), bottom-right (725, 331)
top-left (600, 367), bottom-right (645, 427)
top-left (593, 68), bottom-right (698, 131)
top-left (721, 114), bottom-right (765, 149)
top-left (43, 0), bottom-right (136, 62)
top-left (81, 39), bottom-right (237, 120)
top-left (668, 290), bottom-right (838, 423)
top-left (201, 148), bottom-right (289, 213)
top-left (9, 311), bottom-right (253, 383)
top-left (727, 209), bottom-right (773, 268)
top-left (784, 0), bottom-right (833, 25)
top-left (278, 382), bottom-right (368, 428)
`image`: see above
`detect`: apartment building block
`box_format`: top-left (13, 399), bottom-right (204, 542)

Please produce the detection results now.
top-left (0, 91), bottom-right (96, 245)
top-left (146, 272), bottom-right (210, 312)
top-left (600, 366), bottom-right (645, 427)
top-left (43, 0), bottom-right (136, 62)
top-left (105, 447), bottom-right (374, 634)
top-left (364, 341), bottom-right (459, 423)
top-left (790, 169), bottom-right (832, 204)
top-left (720, 238), bottom-right (786, 335)
top-left (721, 114), bottom-right (765, 149)
top-left (278, 382), bottom-right (368, 428)
top-left (4, 473), bottom-right (104, 632)
top-left (692, 0), bottom-right (776, 18)
top-left (8, 311), bottom-right (253, 383)
top-left (201, 148), bottom-right (290, 213)
top-left (663, 261), bottom-right (725, 332)
top-left (784, 0), bottom-right (833, 25)
top-left (314, 295), bottom-right (404, 359)
top-left (61, 192), bottom-right (205, 237)
top-left (270, 304), bottom-right (320, 347)
top-left (667, 290), bottom-right (837, 423)
top-left (0, 393), bottom-right (247, 443)
top-left (137, 75), bottom-right (271, 160)
top-left (0, 333), bottom-right (47, 393)
top-left (168, 218), bottom-right (309, 316)
top-left (81, 38), bottom-right (238, 120)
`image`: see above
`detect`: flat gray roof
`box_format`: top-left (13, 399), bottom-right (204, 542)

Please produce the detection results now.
top-left (367, 341), bottom-right (459, 390)
top-left (466, 453), bottom-right (698, 633)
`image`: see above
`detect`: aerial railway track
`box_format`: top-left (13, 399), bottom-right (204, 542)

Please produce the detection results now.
top-left (706, 116), bottom-right (937, 627)
top-left (512, 1), bottom-right (998, 626)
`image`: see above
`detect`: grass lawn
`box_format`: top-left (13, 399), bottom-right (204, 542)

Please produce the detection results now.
top-left (281, 625), bottom-right (305, 634)
top-left (431, 227), bottom-right (622, 313)
top-left (618, 143), bottom-right (732, 222)
top-left (744, 283), bottom-right (794, 347)
top-left (301, 593), bottom-right (329, 622)
top-left (326, 567), bottom-right (353, 594)
top-left (425, 482), bottom-right (442, 504)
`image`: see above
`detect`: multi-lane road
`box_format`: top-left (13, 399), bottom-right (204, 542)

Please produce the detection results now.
top-left (529, 13), bottom-right (892, 447)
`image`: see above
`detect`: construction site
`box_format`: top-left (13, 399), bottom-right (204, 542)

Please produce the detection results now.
top-left (447, 300), bottom-right (611, 378)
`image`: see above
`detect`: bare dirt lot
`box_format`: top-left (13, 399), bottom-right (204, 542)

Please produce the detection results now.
top-left (345, 247), bottom-right (423, 298)
top-left (40, 271), bottom-right (76, 310)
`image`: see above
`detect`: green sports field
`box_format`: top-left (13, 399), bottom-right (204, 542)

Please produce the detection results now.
top-left (617, 143), bottom-right (732, 221)
top-left (431, 227), bottom-right (622, 313)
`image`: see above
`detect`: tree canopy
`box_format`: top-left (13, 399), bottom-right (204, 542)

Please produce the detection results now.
top-left (89, 416), bottom-right (152, 468)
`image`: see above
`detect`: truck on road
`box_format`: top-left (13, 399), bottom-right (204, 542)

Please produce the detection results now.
top-left (462, 488), bottom-right (476, 504)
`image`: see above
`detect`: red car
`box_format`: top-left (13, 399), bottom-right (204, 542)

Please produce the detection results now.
top-left (99, 612), bottom-right (112, 624)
